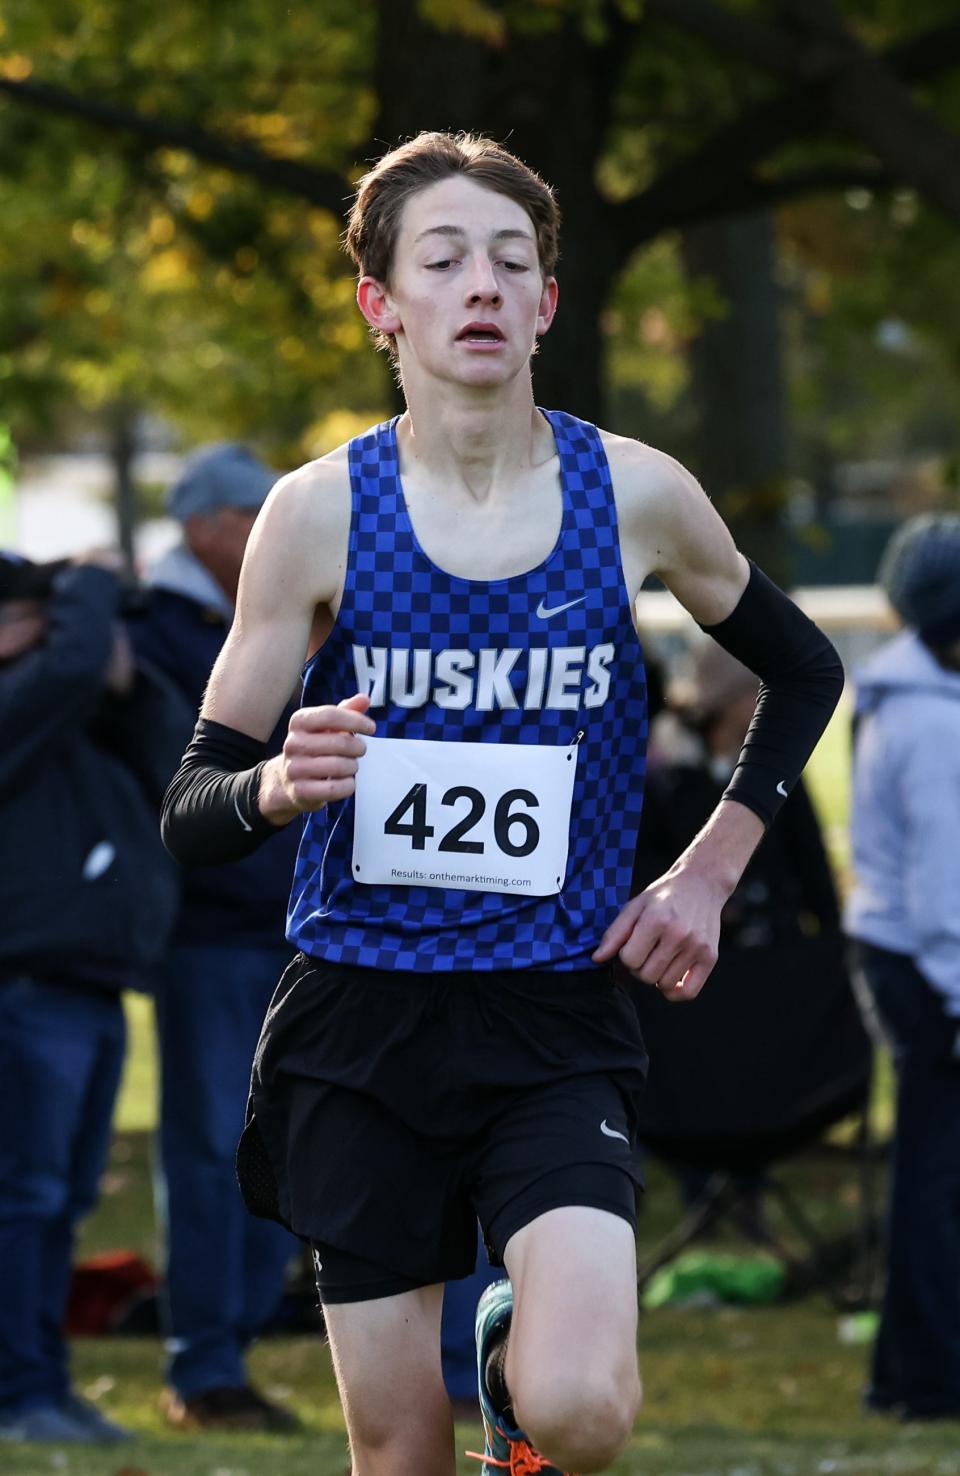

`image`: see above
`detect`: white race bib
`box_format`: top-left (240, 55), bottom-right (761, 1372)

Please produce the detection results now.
top-left (352, 735), bottom-right (579, 896)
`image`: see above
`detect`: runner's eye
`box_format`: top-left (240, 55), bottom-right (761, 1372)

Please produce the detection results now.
top-left (500, 261), bottom-right (529, 272)
top-left (426, 259), bottom-right (455, 270)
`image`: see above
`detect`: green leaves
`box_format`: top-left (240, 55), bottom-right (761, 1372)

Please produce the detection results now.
top-left (3, 0), bottom-right (960, 478)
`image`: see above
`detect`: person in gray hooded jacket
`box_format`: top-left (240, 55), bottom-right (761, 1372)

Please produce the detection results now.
top-left (846, 513), bottom-right (960, 1421)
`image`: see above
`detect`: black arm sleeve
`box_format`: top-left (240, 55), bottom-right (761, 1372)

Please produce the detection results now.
top-left (699, 562), bottom-right (844, 828)
top-left (161, 718), bottom-right (286, 867)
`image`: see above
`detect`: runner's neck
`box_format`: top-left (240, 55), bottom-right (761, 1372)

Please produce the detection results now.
top-left (397, 391), bottom-right (552, 506)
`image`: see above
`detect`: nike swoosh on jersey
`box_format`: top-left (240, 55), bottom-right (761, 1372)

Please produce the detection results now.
top-left (776, 780), bottom-right (789, 798)
top-left (600, 1118), bottom-right (629, 1144)
top-left (234, 794), bottom-right (253, 833)
top-left (536, 595), bottom-right (586, 619)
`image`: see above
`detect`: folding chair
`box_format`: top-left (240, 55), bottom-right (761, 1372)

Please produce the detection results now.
top-left (628, 933), bottom-right (879, 1310)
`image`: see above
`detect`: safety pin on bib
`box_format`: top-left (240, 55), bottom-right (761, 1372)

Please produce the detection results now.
top-left (567, 729), bottom-right (585, 761)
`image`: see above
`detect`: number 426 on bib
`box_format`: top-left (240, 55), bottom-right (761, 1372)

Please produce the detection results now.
top-left (352, 735), bottom-right (579, 897)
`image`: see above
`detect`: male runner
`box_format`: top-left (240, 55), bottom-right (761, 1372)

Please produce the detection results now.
top-left (162, 132), bottom-right (843, 1475)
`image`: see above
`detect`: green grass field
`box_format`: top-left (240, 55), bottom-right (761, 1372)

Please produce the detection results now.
top-left (25, 1308), bottom-right (960, 1476)
top-left (16, 708), bottom-right (959, 1475)
top-left (59, 1128), bottom-right (960, 1476)
top-left (59, 1141), bottom-right (960, 1476)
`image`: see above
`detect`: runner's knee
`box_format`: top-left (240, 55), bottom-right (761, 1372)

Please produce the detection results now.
top-left (513, 1368), bottom-right (641, 1472)
top-left (347, 1430), bottom-right (454, 1476)
top-left (346, 1372), bottom-right (452, 1466)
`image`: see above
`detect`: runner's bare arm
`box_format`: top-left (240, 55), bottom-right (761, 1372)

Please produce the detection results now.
top-left (594, 439), bottom-right (842, 999)
top-left (202, 463), bottom-right (344, 738)
top-left (161, 457), bottom-right (375, 863)
top-left (200, 457), bottom-right (376, 826)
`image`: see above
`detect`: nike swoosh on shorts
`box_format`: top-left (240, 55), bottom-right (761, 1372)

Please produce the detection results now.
top-left (600, 1119), bottom-right (629, 1144)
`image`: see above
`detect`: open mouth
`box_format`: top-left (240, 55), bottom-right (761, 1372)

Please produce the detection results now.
top-left (456, 323), bottom-right (505, 344)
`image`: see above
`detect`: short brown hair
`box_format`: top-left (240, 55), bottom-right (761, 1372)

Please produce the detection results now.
top-left (344, 131), bottom-right (560, 290)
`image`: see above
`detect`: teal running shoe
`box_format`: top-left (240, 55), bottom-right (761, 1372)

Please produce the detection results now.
top-left (467, 1278), bottom-right (571, 1475)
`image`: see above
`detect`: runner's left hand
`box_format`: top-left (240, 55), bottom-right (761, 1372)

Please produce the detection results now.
top-left (591, 869), bottom-right (724, 1001)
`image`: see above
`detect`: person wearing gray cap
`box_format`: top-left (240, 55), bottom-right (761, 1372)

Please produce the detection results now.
top-left (160, 443), bottom-right (278, 610)
top-left (127, 445), bottom-right (302, 1431)
top-left (846, 513), bottom-right (960, 1420)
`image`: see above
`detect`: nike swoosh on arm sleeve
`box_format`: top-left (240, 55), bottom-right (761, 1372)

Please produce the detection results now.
top-left (161, 718), bottom-right (283, 867)
top-left (699, 563), bottom-right (845, 828)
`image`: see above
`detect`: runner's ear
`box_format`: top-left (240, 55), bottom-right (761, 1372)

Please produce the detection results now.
top-left (357, 276), bottom-right (402, 337)
top-left (535, 277), bottom-right (559, 339)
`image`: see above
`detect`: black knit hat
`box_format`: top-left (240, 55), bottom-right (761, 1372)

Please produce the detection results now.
top-left (0, 553), bottom-right (68, 602)
top-left (879, 514), bottom-right (960, 647)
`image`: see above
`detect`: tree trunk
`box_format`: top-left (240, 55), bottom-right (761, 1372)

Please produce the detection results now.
top-left (531, 237), bottom-right (611, 424)
top-left (681, 213), bottom-right (790, 581)
top-left (110, 402), bottom-right (138, 573)
top-left (371, 1), bottom-right (624, 426)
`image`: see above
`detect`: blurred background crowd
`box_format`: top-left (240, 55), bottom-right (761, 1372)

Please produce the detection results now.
top-left (3, 0), bottom-right (960, 1458)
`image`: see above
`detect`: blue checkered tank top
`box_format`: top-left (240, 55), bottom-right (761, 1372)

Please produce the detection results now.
top-left (286, 409), bottom-right (648, 971)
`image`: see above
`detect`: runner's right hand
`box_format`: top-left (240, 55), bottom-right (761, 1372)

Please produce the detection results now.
top-left (258, 693), bottom-right (376, 822)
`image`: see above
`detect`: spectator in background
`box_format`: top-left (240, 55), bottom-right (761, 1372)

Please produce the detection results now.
top-left (0, 552), bottom-right (186, 1443)
top-left (846, 514), bottom-right (960, 1421)
top-left (632, 641), bottom-right (845, 1226)
top-left (128, 446), bottom-right (301, 1432)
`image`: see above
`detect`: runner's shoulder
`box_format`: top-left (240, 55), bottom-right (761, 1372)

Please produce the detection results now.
top-left (265, 442), bottom-right (352, 535)
top-left (242, 444), bottom-right (352, 607)
top-left (598, 428), bottom-right (743, 605)
top-left (597, 428), bottom-right (707, 534)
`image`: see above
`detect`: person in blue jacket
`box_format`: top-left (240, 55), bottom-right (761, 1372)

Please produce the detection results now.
top-left (0, 551), bottom-right (186, 1443)
top-left (128, 446), bottom-right (302, 1432)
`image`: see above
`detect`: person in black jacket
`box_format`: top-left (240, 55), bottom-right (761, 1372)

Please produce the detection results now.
top-left (127, 446), bottom-right (301, 1433)
top-left (630, 640), bottom-right (867, 1217)
top-left (0, 551), bottom-right (188, 1444)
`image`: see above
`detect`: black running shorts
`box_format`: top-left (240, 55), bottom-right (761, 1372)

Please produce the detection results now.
top-left (237, 954), bottom-right (648, 1303)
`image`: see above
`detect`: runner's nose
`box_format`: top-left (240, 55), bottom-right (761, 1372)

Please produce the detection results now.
top-left (464, 254), bottom-right (502, 307)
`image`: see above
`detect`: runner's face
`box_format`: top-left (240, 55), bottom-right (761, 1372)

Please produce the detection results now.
top-left (358, 175), bottom-right (557, 387)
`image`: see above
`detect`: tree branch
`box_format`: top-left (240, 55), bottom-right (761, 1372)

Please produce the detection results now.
top-left (642, 0), bottom-right (809, 81)
top-left (611, 13), bottom-right (960, 256)
top-left (4, 7), bottom-right (960, 252)
top-left (657, 163), bottom-right (894, 232)
top-left (771, 0), bottom-right (960, 222)
top-left (0, 76), bottom-right (354, 217)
